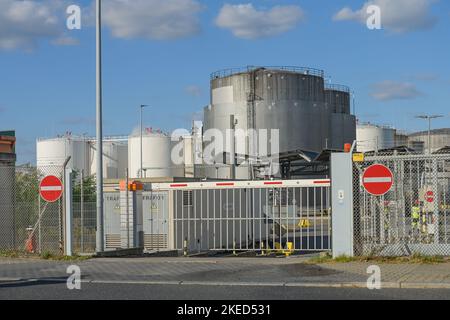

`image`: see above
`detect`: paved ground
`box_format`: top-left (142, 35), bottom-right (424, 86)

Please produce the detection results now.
top-left (1, 282), bottom-right (450, 300)
top-left (1, 256), bottom-right (450, 299)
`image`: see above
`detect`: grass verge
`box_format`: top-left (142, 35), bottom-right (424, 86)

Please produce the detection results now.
top-left (0, 250), bottom-right (92, 261)
top-left (308, 253), bottom-right (448, 264)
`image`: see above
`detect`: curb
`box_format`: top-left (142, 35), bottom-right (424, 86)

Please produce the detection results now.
top-left (81, 280), bottom-right (450, 289)
top-left (2, 278), bottom-right (450, 289)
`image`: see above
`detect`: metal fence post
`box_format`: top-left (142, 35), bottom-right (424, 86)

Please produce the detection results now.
top-left (81, 169), bottom-right (84, 253)
top-left (65, 168), bottom-right (73, 256)
top-left (331, 152), bottom-right (354, 258)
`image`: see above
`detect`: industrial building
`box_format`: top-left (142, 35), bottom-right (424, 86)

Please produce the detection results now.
top-left (0, 130), bottom-right (16, 250)
top-left (37, 66), bottom-right (357, 181)
top-left (356, 123), bottom-right (450, 154)
top-left (36, 126), bottom-right (202, 180)
top-left (356, 123), bottom-right (397, 153)
top-left (204, 66), bottom-right (356, 180)
top-left (408, 128), bottom-right (450, 153)
top-left (36, 134), bottom-right (128, 179)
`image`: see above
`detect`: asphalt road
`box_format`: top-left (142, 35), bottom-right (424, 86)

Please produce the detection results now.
top-left (1, 281), bottom-right (449, 300)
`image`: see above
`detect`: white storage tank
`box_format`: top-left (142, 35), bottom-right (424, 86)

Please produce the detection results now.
top-left (128, 131), bottom-right (177, 179)
top-left (90, 139), bottom-right (128, 179)
top-left (356, 123), bottom-right (396, 153)
top-left (36, 135), bottom-right (90, 176)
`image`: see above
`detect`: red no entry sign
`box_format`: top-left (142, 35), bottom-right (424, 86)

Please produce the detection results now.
top-left (425, 190), bottom-right (434, 203)
top-left (39, 175), bottom-right (63, 203)
top-left (362, 164), bottom-right (393, 196)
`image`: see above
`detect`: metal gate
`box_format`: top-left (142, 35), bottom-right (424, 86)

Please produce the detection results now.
top-left (353, 152), bottom-right (450, 256)
top-left (104, 192), bottom-right (121, 249)
top-left (151, 179), bottom-right (331, 253)
top-left (142, 191), bottom-right (169, 250)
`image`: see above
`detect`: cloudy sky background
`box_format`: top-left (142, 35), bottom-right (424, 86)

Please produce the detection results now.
top-left (0, 0), bottom-right (449, 163)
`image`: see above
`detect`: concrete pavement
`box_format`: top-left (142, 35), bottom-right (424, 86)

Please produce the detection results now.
top-left (1, 256), bottom-right (450, 298)
top-left (1, 282), bottom-right (450, 300)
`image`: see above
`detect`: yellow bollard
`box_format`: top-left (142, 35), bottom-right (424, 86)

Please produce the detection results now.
top-left (285, 242), bottom-right (293, 257)
top-left (275, 242), bottom-right (284, 254)
top-left (183, 238), bottom-right (188, 257)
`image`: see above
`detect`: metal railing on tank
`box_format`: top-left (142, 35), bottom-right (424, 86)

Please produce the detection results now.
top-left (325, 83), bottom-right (351, 93)
top-left (210, 66), bottom-right (325, 80)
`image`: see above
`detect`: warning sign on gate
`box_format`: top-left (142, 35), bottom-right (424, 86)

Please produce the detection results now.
top-left (39, 175), bottom-right (63, 203)
top-left (425, 190), bottom-right (434, 203)
top-left (362, 164), bottom-right (393, 196)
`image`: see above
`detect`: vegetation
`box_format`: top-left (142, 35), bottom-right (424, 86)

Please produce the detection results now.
top-left (15, 167), bottom-right (41, 203)
top-left (40, 251), bottom-right (92, 261)
top-left (72, 171), bottom-right (97, 202)
top-left (307, 253), bottom-right (448, 264)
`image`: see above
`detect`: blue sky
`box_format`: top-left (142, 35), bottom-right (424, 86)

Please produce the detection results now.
top-left (0, 0), bottom-right (449, 164)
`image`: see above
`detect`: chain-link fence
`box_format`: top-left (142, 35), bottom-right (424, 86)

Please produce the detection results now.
top-left (0, 165), bottom-right (97, 255)
top-left (0, 165), bottom-right (65, 255)
top-left (72, 172), bottom-right (97, 254)
top-left (353, 150), bottom-right (450, 256)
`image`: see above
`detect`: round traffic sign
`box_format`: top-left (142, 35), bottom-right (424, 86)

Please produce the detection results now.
top-left (425, 190), bottom-right (434, 203)
top-left (39, 175), bottom-right (63, 203)
top-left (362, 164), bottom-right (393, 196)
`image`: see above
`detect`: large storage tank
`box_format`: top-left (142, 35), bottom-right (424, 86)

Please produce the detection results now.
top-left (408, 128), bottom-right (450, 153)
top-left (356, 123), bottom-right (396, 153)
top-left (128, 132), bottom-right (181, 179)
top-left (36, 135), bottom-right (90, 176)
top-left (204, 66), bottom-right (356, 179)
top-left (325, 84), bottom-right (356, 150)
top-left (90, 139), bottom-right (128, 179)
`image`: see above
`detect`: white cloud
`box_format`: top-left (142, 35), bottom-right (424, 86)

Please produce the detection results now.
top-left (333, 0), bottom-right (437, 33)
top-left (51, 35), bottom-right (79, 46)
top-left (102, 0), bottom-right (203, 40)
top-left (371, 81), bottom-right (422, 101)
top-left (215, 3), bottom-right (305, 39)
top-left (185, 85), bottom-right (202, 97)
top-left (0, 0), bottom-right (77, 50)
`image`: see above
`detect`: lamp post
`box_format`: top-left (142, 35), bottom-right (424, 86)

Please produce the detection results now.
top-left (95, 0), bottom-right (104, 253)
top-left (415, 114), bottom-right (444, 154)
top-left (140, 105), bottom-right (149, 178)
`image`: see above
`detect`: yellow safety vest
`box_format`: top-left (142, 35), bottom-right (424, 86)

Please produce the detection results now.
top-left (412, 206), bottom-right (420, 220)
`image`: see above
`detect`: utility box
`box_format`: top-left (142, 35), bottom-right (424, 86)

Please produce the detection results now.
top-left (142, 191), bottom-right (169, 250)
top-left (331, 152), bottom-right (354, 258)
top-left (104, 192), bottom-right (121, 249)
top-left (119, 181), bottom-right (143, 249)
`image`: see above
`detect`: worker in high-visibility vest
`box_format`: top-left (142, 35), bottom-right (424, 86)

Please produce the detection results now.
top-left (421, 211), bottom-right (428, 234)
top-left (411, 201), bottom-right (421, 233)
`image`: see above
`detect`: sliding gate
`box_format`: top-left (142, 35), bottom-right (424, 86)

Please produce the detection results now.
top-left (151, 179), bottom-right (331, 253)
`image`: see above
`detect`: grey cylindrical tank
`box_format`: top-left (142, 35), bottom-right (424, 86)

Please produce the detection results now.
top-left (325, 84), bottom-right (354, 149)
top-left (204, 66), bottom-right (356, 179)
top-left (408, 128), bottom-right (450, 153)
top-left (325, 85), bottom-right (351, 114)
